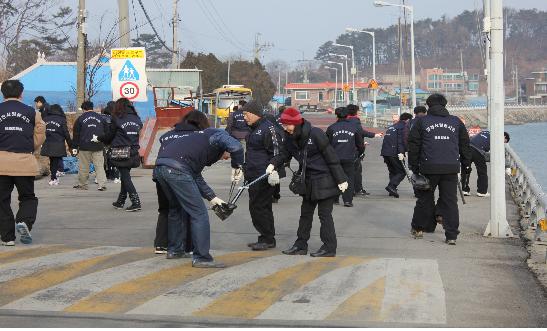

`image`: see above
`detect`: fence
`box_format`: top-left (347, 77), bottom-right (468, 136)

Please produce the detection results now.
top-left (449, 104), bottom-right (547, 112)
top-left (505, 144), bottom-right (547, 260)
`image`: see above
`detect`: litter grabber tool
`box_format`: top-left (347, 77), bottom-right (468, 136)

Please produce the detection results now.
top-left (457, 174), bottom-right (467, 205)
top-left (213, 173), bottom-right (269, 221)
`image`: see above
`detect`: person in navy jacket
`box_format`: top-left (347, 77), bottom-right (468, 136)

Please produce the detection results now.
top-left (153, 110), bottom-right (243, 267)
top-left (380, 112), bottom-right (413, 198)
top-left (326, 107), bottom-right (365, 207)
top-left (40, 104), bottom-right (73, 186)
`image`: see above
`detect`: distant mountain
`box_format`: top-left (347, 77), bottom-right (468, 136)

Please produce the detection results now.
top-left (315, 8), bottom-right (547, 79)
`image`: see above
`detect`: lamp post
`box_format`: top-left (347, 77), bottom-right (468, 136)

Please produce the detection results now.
top-left (346, 27), bottom-right (377, 127)
top-left (327, 61), bottom-right (345, 103)
top-left (329, 53), bottom-right (349, 104)
top-left (324, 66), bottom-right (338, 109)
top-left (373, 0), bottom-right (416, 109)
top-left (333, 43), bottom-right (356, 104)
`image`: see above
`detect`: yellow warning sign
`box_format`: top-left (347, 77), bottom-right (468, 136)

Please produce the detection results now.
top-left (368, 79), bottom-right (379, 89)
top-left (111, 49), bottom-right (145, 59)
top-left (343, 84), bottom-right (350, 92)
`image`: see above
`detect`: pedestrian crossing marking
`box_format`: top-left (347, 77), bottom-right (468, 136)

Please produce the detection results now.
top-left (193, 256), bottom-right (366, 319)
top-left (326, 276), bottom-right (386, 321)
top-left (0, 245), bottom-right (75, 266)
top-left (0, 247), bottom-right (150, 307)
top-left (64, 251), bottom-right (274, 314)
top-left (0, 245), bottom-right (447, 324)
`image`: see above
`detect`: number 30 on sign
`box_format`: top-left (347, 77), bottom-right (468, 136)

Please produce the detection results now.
top-left (119, 82), bottom-right (140, 100)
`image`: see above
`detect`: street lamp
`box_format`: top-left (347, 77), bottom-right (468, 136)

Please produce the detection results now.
top-left (327, 61), bottom-right (345, 103)
top-left (328, 53), bottom-right (350, 103)
top-left (346, 27), bottom-right (378, 127)
top-left (373, 0), bottom-right (416, 109)
top-left (332, 43), bottom-right (356, 104)
top-left (324, 66), bottom-right (338, 109)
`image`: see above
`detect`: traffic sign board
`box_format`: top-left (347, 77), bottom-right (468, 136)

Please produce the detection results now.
top-left (343, 84), bottom-right (350, 92)
top-left (368, 79), bottom-right (379, 89)
top-left (110, 47), bottom-right (148, 102)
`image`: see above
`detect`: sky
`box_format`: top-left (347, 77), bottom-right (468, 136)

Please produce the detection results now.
top-left (68, 0), bottom-right (547, 65)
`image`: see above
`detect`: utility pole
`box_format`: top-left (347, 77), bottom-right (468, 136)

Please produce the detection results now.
top-left (515, 64), bottom-right (519, 103)
top-left (253, 33), bottom-right (273, 62)
top-left (483, 0), bottom-right (492, 129)
top-left (118, 0), bottom-right (130, 47)
top-left (227, 60), bottom-right (231, 85)
top-left (484, 0), bottom-right (513, 238)
top-left (76, 0), bottom-right (87, 113)
top-left (171, 0), bottom-right (179, 68)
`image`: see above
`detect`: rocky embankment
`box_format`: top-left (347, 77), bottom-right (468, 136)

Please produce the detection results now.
top-left (453, 106), bottom-right (547, 127)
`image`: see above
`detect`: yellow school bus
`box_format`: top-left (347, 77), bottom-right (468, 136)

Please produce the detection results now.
top-left (213, 85), bottom-right (252, 119)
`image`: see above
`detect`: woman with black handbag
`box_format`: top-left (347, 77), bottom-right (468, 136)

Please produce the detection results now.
top-left (98, 98), bottom-right (143, 212)
top-left (277, 108), bottom-right (348, 257)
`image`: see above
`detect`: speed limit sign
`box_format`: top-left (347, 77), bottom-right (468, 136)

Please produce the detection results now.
top-left (119, 82), bottom-right (140, 100)
top-left (110, 47), bottom-right (148, 102)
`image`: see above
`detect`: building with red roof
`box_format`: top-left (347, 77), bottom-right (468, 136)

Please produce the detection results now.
top-left (284, 81), bottom-right (371, 111)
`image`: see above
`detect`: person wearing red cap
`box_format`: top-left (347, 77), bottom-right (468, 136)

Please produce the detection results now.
top-left (275, 107), bottom-right (348, 257)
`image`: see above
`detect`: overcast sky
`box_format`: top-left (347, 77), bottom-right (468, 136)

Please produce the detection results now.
top-left (72, 0), bottom-right (547, 64)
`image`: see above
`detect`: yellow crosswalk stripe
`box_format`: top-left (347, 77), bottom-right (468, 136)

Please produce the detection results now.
top-left (64, 251), bottom-right (274, 314)
top-left (193, 256), bottom-right (365, 319)
top-left (0, 245), bottom-right (75, 266)
top-left (0, 247), bottom-right (150, 307)
top-left (326, 276), bottom-right (386, 321)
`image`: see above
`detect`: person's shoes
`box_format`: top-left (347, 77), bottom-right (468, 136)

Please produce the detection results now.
top-left (73, 184), bottom-right (88, 190)
top-left (166, 251), bottom-right (192, 259)
top-left (192, 260), bottom-right (226, 268)
top-left (411, 228), bottom-right (423, 239)
top-left (48, 179), bottom-right (59, 186)
top-left (112, 192), bottom-right (127, 209)
top-left (125, 193), bottom-right (141, 212)
top-left (385, 186), bottom-right (399, 198)
top-left (250, 242), bottom-right (276, 251)
top-left (247, 242), bottom-right (258, 248)
top-left (343, 202), bottom-right (353, 207)
top-left (114, 178), bottom-right (121, 184)
top-left (56, 171), bottom-right (65, 177)
top-left (94, 178), bottom-right (98, 184)
top-left (282, 246), bottom-right (307, 255)
top-left (154, 247), bottom-right (167, 254)
top-left (462, 191), bottom-right (470, 196)
top-left (355, 190), bottom-right (370, 196)
top-left (1, 240), bottom-right (15, 246)
top-left (272, 198), bottom-right (279, 204)
top-left (445, 239), bottom-right (456, 245)
top-left (310, 249), bottom-right (336, 257)
top-left (477, 192), bottom-right (490, 197)
top-left (97, 186), bottom-right (107, 191)
top-left (16, 223), bottom-right (32, 244)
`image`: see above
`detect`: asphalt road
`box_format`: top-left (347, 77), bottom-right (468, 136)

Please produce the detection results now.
top-left (1, 113), bottom-right (546, 327)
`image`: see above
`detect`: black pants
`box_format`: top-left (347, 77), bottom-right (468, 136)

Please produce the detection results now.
top-left (118, 167), bottom-right (137, 195)
top-left (154, 181), bottom-right (192, 251)
top-left (461, 148), bottom-right (488, 194)
top-left (49, 157), bottom-right (63, 180)
top-left (0, 176), bottom-right (38, 242)
top-left (104, 150), bottom-right (119, 180)
top-left (384, 156), bottom-right (406, 190)
top-left (272, 183), bottom-right (281, 200)
top-left (340, 161), bottom-right (355, 203)
top-left (354, 161), bottom-right (363, 192)
top-left (411, 174), bottom-right (460, 240)
top-left (295, 197), bottom-right (337, 252)
top-left (248, 178), bottom-right (276, 244)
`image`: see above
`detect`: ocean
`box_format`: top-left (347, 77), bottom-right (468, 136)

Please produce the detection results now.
top-left (506, 122), bottom-right (547, 190)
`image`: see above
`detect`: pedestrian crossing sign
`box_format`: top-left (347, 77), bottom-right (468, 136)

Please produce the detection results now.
top-left (369, 79), bottom-right (379, 89)
top-left (110, 47), bottom-right (148, 102)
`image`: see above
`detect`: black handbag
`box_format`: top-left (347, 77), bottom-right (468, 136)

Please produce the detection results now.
top-left (289, 145), bottom-right (308, 195)
top-left (110, 146), bottom-right (131, 161)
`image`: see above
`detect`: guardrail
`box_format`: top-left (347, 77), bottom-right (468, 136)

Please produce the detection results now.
top-left (362, 117), bottom-right (392, 128)
top-left (505, 144), bottom-right (547, 253)
top-left (449, 104), bottom-right (547, 112)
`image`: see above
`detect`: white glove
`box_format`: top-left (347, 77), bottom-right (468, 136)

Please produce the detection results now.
top-left (210, 197), bottom-right (225, 206)
top-left (265, 164), bottom-right (275, 175)
top-left (338, 181), bottom-right (349, 193)
top-left (91, 134), bottom-right (99, 143)
top-left (375, 133), bottom-right (383, 138)
top-left (72, 149), bottom-right (78, 156)
top-left (231, 168), bottom-right (242, 183)
top-left (268, 170), bottom-right (280, 186)
top-left (398, 153), bottom-right (405, 161)
top-left (505, 168), bottom-right (512, 176)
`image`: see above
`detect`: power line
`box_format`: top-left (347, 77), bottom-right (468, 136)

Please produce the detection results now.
top-left (130, 0), bottom-right (140, 40)
top-left (203, 0), bottom-right (247, 49)
top-left (136, 0), bottom-right (177, 54)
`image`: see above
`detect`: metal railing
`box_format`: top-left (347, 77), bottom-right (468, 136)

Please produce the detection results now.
top-left (505, 144), bottom-right (547, 254)
top-left (449, 104), bottom-right (547, 112)
top-left (362, 117), bottom-right (392, 128)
